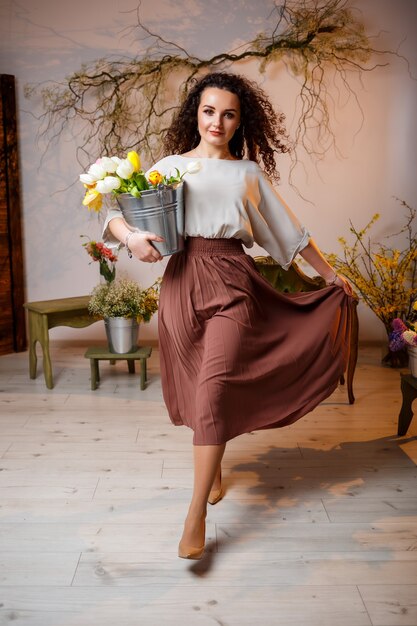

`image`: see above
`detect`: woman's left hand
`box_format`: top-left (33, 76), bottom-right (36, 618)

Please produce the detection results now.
top-left (333, 274), bottom-right (354, 296)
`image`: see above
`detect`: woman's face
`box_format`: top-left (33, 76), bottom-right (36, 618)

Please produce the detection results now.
top-left (197, 87), bottom-right (241, 150)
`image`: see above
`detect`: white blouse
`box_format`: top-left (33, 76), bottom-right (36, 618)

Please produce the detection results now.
top-left (102, 155), bottom-right (310, 270)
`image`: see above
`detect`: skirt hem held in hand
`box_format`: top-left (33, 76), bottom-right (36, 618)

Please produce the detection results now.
top-left (158, 237), bottom-right (352, 445)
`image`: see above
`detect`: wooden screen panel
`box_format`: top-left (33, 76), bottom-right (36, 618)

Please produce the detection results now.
top-left (0, 74), bottom-right (26, 354)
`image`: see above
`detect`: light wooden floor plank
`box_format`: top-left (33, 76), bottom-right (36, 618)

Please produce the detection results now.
top-left (0, 585), bottom-right (372, 625)
top-left (0, 522), bottom-right (216, 553)
top-left (0, 344), bottom-right (416, 626)
top-left (358, 585), bottom-right (417, 626)
top-left (0, 497), bottom-right (329, 524)
top-left (72, 550), bottom-right (417, 587)
top-left (0, 552), bottom-right (80, 586)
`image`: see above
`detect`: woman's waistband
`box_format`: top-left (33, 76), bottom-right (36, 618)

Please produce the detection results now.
top-left (184, 237), bottom-right (245, 256)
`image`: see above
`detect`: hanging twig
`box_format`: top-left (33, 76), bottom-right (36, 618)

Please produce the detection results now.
top-left (25, 0), bottom-right (407, 168)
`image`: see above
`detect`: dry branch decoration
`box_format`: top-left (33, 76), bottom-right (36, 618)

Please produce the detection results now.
top-left (25, 0), bottom-right (399, 167)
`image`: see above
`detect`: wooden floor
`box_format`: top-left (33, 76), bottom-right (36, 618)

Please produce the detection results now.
top-left (0, 343), bottom-right (416, 626)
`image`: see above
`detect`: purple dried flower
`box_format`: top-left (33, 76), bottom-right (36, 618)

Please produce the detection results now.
top-left (391, 318), bottom-right (407, 332)
top-left (389, 330), bottom-right (407, 352)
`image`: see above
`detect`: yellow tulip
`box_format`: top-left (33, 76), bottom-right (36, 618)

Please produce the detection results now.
top-left (148, 170), bottom-right (163, 186)
top-left (82, 188), bottom-right (102, 213)
top-left (127, 151), bottom-right (141, 172)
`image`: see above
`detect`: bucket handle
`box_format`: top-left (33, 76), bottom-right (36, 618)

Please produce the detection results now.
top-left (156, 184), bottom-right (172, 241)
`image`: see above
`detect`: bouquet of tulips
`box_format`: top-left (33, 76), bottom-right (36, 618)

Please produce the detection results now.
top-left (81, 236), bottom-right (117, 284)
top-left (80, 150), bottom-right (200, 213)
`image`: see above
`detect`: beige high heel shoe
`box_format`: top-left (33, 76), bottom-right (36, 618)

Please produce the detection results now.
top-left (208, 470), bottom-right (223, 505)
top-left (178, 542), bottom-right (205, 560)
top-left (178, 519), bottom-right (205, 560)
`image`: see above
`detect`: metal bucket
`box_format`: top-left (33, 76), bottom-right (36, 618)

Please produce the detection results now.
top-left (104, 317), bottom-right (139, 354)
top-left (116, 183), bottom-right (184, 256)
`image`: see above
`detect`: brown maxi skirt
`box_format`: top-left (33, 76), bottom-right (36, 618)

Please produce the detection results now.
top-left (158, 237), bottom-right (352, 445)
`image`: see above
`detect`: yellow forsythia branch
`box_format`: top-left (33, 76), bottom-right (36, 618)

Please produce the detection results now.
top-left (325, 201), bottom-right (417, 333)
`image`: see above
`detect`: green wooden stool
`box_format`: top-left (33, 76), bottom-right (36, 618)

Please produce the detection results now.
top-left (84, 346), bottom-right (152, 390)
top-left (24, 296), bottom-right (95, 389)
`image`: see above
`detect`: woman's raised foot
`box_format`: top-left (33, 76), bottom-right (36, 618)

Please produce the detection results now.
top-left (178, 513), bottom-right (206, 560)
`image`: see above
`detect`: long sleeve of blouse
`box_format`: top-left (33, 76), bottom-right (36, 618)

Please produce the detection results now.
top-left (102, 155), bottom-right (310, 270)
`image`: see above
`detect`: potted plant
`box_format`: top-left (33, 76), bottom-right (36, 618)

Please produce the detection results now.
top-left (88, 277), bottom-right (161, 354)
top-left (326, 201), bottom-right (417, 367)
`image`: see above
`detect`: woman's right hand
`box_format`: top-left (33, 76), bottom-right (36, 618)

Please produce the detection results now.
top-left (127, 231), bottom-right (165, 263)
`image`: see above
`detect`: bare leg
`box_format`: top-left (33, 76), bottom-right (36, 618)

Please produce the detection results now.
top-left (211, 464), bottom-right (222, 492)
top-left (179, 443), bottom-right (226, 550)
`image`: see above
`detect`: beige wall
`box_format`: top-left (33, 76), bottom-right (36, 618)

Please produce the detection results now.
top-left (0, 0), bottom-right (416, 343)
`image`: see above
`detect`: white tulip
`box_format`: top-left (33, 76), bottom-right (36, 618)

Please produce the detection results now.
top-left (79, 174), bottom-right (97, 185)
top-left (97, 157), bottom-right (118, 173)
top-left (403, 330), bottom-right (417, 346)
top-left (111, 156), bottom-right (122, 165)
top-left (88, 162), bottom-right (107, 180)
top-left (95, 176), bottom-right (121, 194)
top-left (116, 159), bottom-right (134, 179)
top-left (186, 161), bottom-right (202, 175)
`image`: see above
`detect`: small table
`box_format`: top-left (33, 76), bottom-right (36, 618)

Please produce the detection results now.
top-left (397, 373), bottom-right (417, 436)
top-left (24, 296), bottom-right (95, 389)
top-left (84, 346), bottom-right (152, 390)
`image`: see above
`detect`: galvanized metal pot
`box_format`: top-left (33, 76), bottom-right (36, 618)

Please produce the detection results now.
top-left (116, 183), bottom-right (184, 256)
top-left (104, 317), bottom-right (139, 354)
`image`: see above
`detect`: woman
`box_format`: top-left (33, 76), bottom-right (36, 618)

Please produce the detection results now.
top-left (104, 72), bottom-right (353, 560)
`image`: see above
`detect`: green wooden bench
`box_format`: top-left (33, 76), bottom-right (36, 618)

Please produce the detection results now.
top-left (84, 345), bottom-right (152, 390)
top-left (24, 296), bottom-right (95, 389)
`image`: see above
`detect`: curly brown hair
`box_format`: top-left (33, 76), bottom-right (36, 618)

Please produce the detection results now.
top-left (163, 72), bottom-right (290, 181)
